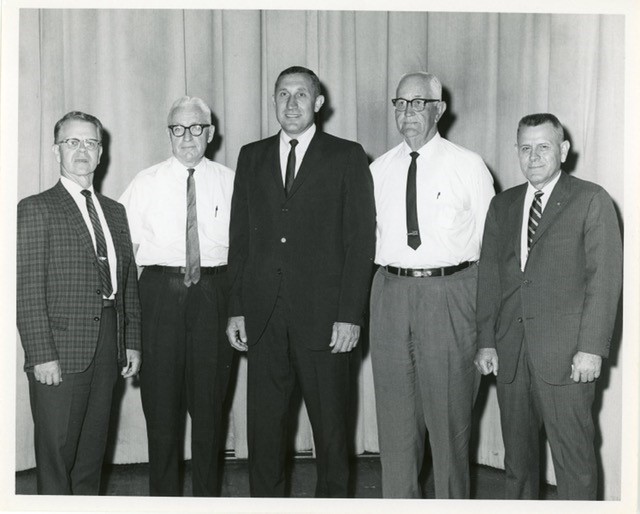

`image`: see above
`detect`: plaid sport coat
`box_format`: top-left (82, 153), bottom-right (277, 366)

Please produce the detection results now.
top-left (17, 180), bottom-right (141, 374)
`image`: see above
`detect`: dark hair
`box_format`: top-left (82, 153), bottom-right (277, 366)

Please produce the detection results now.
top-left (517, 113), bottom-right (565, 141)
top-left (54, 111), bottom-right (103, 142)
top-left (275, 66), bottom-right (322, 97)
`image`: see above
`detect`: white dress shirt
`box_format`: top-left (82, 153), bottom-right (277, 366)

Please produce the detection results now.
top-left (61, 176), bottom-right (117, 299)
top-left (278, 124), bottom-right (316, 183)
top-left (371, 133), bottom-right (495, 268)
top-left (119, 156), bottom-right (235, 267)
top-left (520, 171), bottom-right (562, 271)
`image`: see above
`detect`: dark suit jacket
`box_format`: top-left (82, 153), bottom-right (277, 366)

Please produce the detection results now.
top-left (228, 130), bottom-right (376, 350)
top-left (17, 181), bottom-right (141, 374)
top-left (476, 172), bottom-right (622, 385)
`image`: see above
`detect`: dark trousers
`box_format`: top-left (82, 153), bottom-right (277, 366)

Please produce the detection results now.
top-left (28, 304), bottom-right (117, 495)
top-left (247, 290), bottom-right (350, 498)
top-left (496, 341), bottom-right (597, 500)
top-left (139, 268), bottom-right (234, 497)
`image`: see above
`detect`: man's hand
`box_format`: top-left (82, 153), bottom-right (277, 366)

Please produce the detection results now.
top-left (474, 348), bottom-right (499, 376)
top-left (570, 351), bottom-right (602, 383)
top-left (227, 316), bottom-right (248, 352)
top-left (121, 349), bottom-right (142, 378)
top-left (34, 360), bottom-right (62, 386)
top-left (329, 322), bottom-right (360, 354)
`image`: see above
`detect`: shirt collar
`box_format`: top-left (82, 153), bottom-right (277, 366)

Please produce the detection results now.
top-left (280, 123), bottom-right (316, 146)
top-left (61, 175), bottom-right (95, 195)
top-left (400, 131), bottom-right (441, 158)
top-left (169, 155), bottom-right (206, 175)
top-left (526, 170), bottom-right (562, 197)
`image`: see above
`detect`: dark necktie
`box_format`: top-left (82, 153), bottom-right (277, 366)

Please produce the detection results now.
top-left (285, 139), bottom-right (299, 196)
top-left (527, 190), bottom-right (544, 251)
top-left (80, 189), bottom-right (113, 298)
top-left (406, 151), bottom-right (421, 250)
top-left (184, 167), bottom-right (201, 286)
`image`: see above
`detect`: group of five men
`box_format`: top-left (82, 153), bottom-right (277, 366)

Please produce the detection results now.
top-left (16, 66), bottom-right (622, 500)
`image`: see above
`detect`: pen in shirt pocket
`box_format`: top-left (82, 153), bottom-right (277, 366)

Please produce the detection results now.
top-left (215, 206), bottom-right (218, 218)
top-left (437, 192), bottom-right (441, 199)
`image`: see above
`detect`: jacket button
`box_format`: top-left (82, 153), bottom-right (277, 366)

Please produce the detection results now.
top-left (96, 289), bottom-right (101, 295)
top-left (517, 317), bottom-right (523, 323)
top-left (282, 208), bottom-right (288, 212)
top-left (277, 268), bottom-right (282, 275)
top-left (93, 316), bottom-right (100, 322)
top-left (281, 237), bottom-right (287, 243)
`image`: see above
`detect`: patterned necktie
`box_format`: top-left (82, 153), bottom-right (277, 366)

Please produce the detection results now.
top-left (527, 190), bottom-right (544, 251)
top-left (285, 139), bottom-right (299, 196)
top-left (406, 151), bottom-right (421, 250)
top-left (184, 168), bottom-right (201, 286)
top-left (80, 189), bottom-right (113, 297)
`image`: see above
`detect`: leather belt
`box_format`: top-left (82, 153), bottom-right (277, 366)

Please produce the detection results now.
top-left (145, 265), bottom-right (227, 275)
top-left (383, 261), bottom-right (474, 278)
top-left (102, 299), bottom-right (115, 307)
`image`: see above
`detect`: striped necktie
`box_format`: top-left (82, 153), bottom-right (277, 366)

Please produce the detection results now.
top-left (80, 189), bottom-right (113, 298)
top-left (184, 167), bottom-right (201, 286)
top-left (527, 190), bottom-right (544, 251)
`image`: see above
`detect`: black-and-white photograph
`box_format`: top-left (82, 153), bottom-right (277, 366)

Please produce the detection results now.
top-left (2, 1), bottom-right (638, 513)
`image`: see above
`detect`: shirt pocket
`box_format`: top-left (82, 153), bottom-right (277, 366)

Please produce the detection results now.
top-left (434, 193), bottom-right (470, 229)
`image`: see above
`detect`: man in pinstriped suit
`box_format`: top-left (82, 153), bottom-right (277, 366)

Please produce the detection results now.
top-left (474, 113), bottom-right (622, 499)
top-left (17, 111), bottom-right (141, 495)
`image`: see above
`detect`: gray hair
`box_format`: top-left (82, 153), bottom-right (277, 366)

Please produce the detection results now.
top-left (167, 96), bottom-right (212, 125)
top-left (397, 71), bottom-right (442, 99)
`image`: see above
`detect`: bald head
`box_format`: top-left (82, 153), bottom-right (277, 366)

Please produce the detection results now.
top-left (396, 72), bottom-right (442, 100)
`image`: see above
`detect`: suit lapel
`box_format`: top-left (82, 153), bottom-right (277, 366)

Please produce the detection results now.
top-left (287, 130), bottom-right (322, 199)
top-left (529, 172), bottom-right (570, 249)
top-left (268, 135), bottom-right (287, 200)
top-left (53, 181), bottom-right (97, 261)
top-left (509, 185), bottom-right (527, 259)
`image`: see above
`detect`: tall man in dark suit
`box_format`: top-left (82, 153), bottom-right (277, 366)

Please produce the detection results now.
top-left (474, 113), bottom-right (622, 500)
top-left (17, 111), bottom-right (142, 495)
top-left (226, 66), bottom-right (376, 497)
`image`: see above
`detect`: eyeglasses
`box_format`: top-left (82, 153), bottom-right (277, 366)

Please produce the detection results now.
top-left (56, 138), bottom-right (102, 150)
top-left (392, 98), bottom-right (440, 112)
top-left (168, 124), bottom-right (210, 137)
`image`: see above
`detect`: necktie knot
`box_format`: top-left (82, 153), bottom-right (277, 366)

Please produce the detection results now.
top-left (187, 167), bottom-right (195, 177)
top-left (410, 151), bottom-right (420, 161)
top-left (81, 189), bottom-right (92, 198)
top-left (289, 139), bottom-right (299, 149)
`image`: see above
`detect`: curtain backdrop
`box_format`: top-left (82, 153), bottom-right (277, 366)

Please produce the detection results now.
top-left (16, 8), bottom-right (625, 500)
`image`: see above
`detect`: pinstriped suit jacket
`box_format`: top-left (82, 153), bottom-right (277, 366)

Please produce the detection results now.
top-left (476, 172), bottom-right (622, 385)
top-left (17, 180), bottom-right (141, 374)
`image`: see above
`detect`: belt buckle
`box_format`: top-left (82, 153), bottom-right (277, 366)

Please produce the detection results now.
top-left (411, 269), bottom-right (429, 278)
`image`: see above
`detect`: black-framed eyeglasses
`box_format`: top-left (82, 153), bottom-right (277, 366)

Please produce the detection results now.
top-left (392, 98), bottom-right (440, 112)
top-left (56, 138), bottom-right (102, 150)
top-left (168, 124), bottom-right (210, 137)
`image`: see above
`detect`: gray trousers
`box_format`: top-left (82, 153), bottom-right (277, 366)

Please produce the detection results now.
top-left (496, 341), bottom-right (597, 500)
top-left (370, 264), bottom-right (480, 498)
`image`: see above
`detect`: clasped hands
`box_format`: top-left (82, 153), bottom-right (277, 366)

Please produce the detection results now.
top-left (226, 316), bottom-right (360, 354)
top-left (473, 348), bottom-right (602, 383)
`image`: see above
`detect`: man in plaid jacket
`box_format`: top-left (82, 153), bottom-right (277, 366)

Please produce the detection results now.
top-left (17, 111), bottom-right (141, 495)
